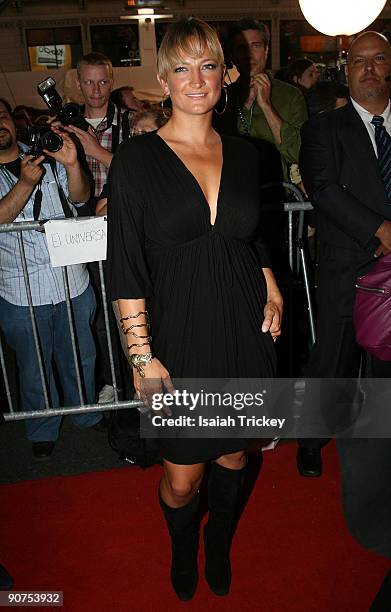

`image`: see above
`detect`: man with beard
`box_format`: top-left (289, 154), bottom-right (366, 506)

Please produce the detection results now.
top-left (215, 19), bottom-right (307, 277)
top-left (216, 19), bottom-right (307, 185)
top-left (0, 98), bottom-right (103, 459)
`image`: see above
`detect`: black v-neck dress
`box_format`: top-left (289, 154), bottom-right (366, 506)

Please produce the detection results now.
top-left (107, 131), bottom-right (276, 464)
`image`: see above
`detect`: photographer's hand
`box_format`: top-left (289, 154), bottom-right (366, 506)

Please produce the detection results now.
top-left (20, 154), bottom-right (45, 188)
top-left (43, 132), bottom-right (90, 203)
top-left (64, 125), bottom-right (113, 168)
top-left (44, 128), bottom-right (78, 168)
top-left (45, 115), bottom-right (63, 129)
top-left (0, 155), bottom-right (44, 223)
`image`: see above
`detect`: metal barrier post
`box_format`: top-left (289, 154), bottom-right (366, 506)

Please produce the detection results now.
top-left (98, 260), bottom-right (119, 402)
top-left (61, 266), bottom-right (85, 407)
top-left (0, 334), bottom-right (13, 413)
top-left (17, 231), bottom-right (50, 410)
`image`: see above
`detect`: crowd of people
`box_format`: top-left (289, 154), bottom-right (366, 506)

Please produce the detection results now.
top-left (0, 15), bottom-right (391, 606)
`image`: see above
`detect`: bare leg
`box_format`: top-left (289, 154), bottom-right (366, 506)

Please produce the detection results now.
top-left (215, 450), bottom-right (247, 470)
top-left (160, 459), bottom-right (205, 506)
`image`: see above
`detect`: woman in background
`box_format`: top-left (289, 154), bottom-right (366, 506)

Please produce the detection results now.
top-left (282, 58), bottom-right (319, 90)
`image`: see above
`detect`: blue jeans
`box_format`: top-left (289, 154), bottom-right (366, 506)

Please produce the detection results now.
top-left (0, 284), bottom-right (101, 442)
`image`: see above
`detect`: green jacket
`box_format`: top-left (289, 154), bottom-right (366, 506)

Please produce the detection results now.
top-left (217, 77), bottom-right (308, 181)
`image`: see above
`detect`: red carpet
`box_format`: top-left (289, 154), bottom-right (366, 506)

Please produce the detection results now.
top-left (1, 442), bottom-right (389, 612)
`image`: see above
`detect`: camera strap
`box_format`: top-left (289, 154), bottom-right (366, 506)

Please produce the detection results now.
top-left (111, 106), bottom-right (131, 154)
top-left (48, 160), bottom-right (75, 219)
top-left (33, 180), bottom-right (43, 221)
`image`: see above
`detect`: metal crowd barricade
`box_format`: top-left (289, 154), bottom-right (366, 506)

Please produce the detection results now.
top-left (0, 218), bottom-right (143, 422)
top-left (0, 193), bottom-right (315, 422)
top-left (261, 182), bottom-right (315, 345)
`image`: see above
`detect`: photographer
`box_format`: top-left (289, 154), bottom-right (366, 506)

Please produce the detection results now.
top-left (64, 52), bottom-right (134, 404)
top-left (65, 53), bottom-right (134, 201)
top-left (0, 98), bottom-right (104, 460)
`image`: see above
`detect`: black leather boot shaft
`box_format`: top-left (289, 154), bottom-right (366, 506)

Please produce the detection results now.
top-left (204, 462), bottom-right (246, 596)
top-left (159, 491), bottom-right (199, 601)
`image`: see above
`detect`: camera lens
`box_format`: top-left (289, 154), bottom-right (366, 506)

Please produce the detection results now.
top-left (41, 131), bottom-right (63, 153)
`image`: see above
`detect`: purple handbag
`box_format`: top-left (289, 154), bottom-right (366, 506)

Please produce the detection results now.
top-left (354, 252), bottom-right (391, 361)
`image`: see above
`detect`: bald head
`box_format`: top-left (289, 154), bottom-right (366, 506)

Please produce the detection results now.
top-left (346, 30), bottom-right (391, 113)
top-left (348, 31), bottom-right (389, 56)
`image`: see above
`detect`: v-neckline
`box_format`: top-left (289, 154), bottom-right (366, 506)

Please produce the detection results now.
top-left (154, 131), bottom-right (224, 227)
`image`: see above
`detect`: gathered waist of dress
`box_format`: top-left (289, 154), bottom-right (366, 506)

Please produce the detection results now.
top-left (146, 230), bottom-right (254, 253)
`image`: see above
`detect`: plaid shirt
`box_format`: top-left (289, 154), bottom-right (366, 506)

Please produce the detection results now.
top-left (85, 102), bottom-right (134, 197)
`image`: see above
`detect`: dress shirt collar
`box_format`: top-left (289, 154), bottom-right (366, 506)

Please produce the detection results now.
top-left (350, 97), bottom-right (391, 126)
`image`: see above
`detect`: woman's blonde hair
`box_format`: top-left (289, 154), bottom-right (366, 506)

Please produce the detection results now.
top-left (157, 18), bottom-right (224, 80)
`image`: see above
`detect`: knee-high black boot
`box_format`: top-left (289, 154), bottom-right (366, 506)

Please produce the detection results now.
top-left (159, 491), bottom-right (199, 601)
top-left (204, 462), bottom-right (246, 596)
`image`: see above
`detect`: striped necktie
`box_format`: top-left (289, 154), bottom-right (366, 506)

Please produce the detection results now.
top-left (371, 115), bottom-right (391, 202)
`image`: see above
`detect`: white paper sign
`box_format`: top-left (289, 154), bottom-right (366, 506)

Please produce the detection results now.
top-left (45, 216), bottom-right (107, 268)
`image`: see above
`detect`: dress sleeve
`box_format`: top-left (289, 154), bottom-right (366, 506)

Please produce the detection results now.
top-left (106, 141), bottom-right (154, 301)
top-left (253, 239), bottom-right (271, 268)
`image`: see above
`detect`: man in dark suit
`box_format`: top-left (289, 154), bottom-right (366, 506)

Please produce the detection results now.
top-left (297, 31), bottom-right (391, 476)
top-left (298, 31), bottom-right (391, 605)
top-left (298, 31), bottom-right (391, 600)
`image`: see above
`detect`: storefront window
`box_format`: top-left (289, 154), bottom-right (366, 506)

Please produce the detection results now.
top-left (27, 28), bottom-right (82, 71)
top-left (90, 24), bottom-right (140, 67)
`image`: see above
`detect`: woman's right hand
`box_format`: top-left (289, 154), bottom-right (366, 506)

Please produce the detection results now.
top-left (133, 357), bottom-right (175, 415)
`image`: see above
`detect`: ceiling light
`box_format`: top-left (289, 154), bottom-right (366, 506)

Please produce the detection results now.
top-left (121, 7), bottom-right (173, 20)
top-left (299, 0), bottom-right (387, 36)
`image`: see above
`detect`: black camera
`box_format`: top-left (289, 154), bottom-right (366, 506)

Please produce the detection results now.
top-left (37, 76), bottom-right (89, 131)
top-left (17, 125), bottom-right (63, 157)
top-left (27, 126), bottom-right (62, 157)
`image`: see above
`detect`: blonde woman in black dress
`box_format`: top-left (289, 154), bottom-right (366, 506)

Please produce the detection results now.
top-left (107, 18), bottom-right (282, 601)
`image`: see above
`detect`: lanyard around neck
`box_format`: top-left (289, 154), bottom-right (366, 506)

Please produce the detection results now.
top-left (0, 163), bottom-right (18, 190)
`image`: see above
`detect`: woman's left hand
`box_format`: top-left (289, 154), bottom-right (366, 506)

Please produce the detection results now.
top-left (261, 268), bottom-right (283, 341)
top-left (262, 297), bottom-right (283, 341)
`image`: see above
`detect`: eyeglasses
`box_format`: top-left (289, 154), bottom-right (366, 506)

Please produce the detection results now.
top-left (350, 54), bottom-right (390, 67)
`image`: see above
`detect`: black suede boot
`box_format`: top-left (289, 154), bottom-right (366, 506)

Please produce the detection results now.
top-left (204, 462), bottom-right (246, 596)
top-left (159, 491), bottom-right (199, 601)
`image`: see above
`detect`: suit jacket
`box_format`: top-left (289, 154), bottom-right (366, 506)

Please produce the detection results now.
top-left (300, 101), bottom-right (391, 257)
top-left (300, 102), bottom-right (391, 315)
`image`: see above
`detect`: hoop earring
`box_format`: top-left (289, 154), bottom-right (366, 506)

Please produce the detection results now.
top-left (214, 85), bottom-right (228, 115)
top-left (161, 95), bottom-right (171, 120)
